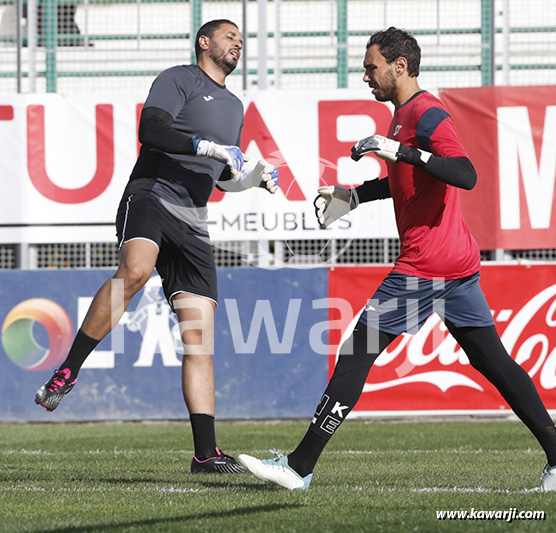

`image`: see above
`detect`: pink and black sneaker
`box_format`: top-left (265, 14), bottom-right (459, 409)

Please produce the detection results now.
top-left (190, 447), bottom-right (247, 474)
top-left (35, 368), bottom-right (77, 412)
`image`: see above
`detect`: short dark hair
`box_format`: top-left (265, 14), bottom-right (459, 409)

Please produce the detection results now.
top-left (367, 27), bottom-right (421, 77)
top-left (194, 19), bottom-right (239, 59)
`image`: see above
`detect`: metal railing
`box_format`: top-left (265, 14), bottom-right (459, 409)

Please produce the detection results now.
top-left (1, 0), bottom-right (555, 94)
top-left (0, 0), bottom-right (554, 268)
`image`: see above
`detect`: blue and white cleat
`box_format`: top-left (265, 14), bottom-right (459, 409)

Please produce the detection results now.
top-left (238, 451), bottom-right (312, 490)
top-left (539, 464), bottom-right (556, 491)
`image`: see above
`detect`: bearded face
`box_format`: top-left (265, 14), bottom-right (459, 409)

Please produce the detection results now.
top-left (363, 45), bottom-right (399, 103)
top-left (205, 24), bottom-right (242, 76)
top-left (370, 66), bottom-right (397, 102)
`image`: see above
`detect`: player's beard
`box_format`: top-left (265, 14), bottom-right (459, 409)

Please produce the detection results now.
top-left (372, 69), bottom-right (397, 102)
top-left (208, 42), bottom-right (239, 76)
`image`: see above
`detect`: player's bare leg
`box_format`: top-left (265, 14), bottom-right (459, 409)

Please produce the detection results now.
top-left (175, 293), bottom-right (216, 414)
top-left (35, 239), bottom-right (158, 411)
top-left (174, 293), bottom-right (245, 473)
top-left (81, 239), bottom-right (159, 339)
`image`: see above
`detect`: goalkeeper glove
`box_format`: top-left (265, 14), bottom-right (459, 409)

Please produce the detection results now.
top-left (239, 159), bottom-right (279, 193)
top-left (192, 136), bottom-right (248, 181)
top-left (218, 159), bottom-right (279, 193)
top-left (314, 185), bottom-right (358, 229)
top-left (351, 134), bottom-right (432, 167)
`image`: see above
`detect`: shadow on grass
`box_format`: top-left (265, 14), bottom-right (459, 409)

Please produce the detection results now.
top-left (34, 503), bottom-right (303, 533)
top-left (95, 475), bottom-right (280, 489)
top-left (199, 479), bottom-right (284, 491)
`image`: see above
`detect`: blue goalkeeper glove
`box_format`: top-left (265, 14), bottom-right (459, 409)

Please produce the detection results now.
top-left (218, 159), bottom-right (279, 194)
top-left (252, 161), bottom-right (279, 194)
top-left (193, 136), bottom-right (248, 181)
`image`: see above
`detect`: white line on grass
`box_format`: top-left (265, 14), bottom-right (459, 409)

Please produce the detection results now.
top-left (411, 486), bottom-right (540, 494)
top-left (0, 483), bottom-right (541, 495)
top-left (2, 449), bottom-right (56, 456)
top-left (0, 449), bottom-right (195, 456)
top-left (327, 448), bottom-right (543, 456)
top-left (0, 485), bottom-right (209, 494)
top-left (0, 448), bottom-right (544, 457)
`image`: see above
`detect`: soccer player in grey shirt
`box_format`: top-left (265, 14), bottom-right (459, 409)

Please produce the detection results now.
top-left (35, 19), bottom-right (279, 474)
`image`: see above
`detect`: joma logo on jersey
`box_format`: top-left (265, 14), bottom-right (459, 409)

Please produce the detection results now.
top-left (393, 125), bottom-right (402, 136)
top-left (203, 95), bottom-right (214, 102)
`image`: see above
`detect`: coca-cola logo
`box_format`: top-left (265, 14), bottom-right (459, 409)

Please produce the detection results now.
top-left (502, 284), bottom-right (556, 390)
top-left (364, 314), bottom-right (484, 393)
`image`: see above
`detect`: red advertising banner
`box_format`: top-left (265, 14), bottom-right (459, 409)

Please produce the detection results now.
top-left (440, 86), bottom-right (556, 250)
top-left (328, 264), bottom-right (556, 414)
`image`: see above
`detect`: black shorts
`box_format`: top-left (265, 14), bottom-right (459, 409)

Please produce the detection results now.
top-left (115, 178), bottom-right (218, 306)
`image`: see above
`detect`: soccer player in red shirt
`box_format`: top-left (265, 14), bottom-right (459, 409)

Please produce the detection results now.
top-left (238, 27), bottom-right (556, 491)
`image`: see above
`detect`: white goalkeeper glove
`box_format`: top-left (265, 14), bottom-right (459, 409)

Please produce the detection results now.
top-left (351, 134), bottom-right (432, 166)
top-left (314, 185), bottom-right (358, 229)
top-left (242, 159), bottom-right (279, 193)
top-left (193, 137), bottom-right (248, 181)
top-left (218, 159), bottom-right (279, 194)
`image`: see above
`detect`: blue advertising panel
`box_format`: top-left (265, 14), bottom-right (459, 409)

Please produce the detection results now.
top-left (0, 268), bottom-right (329, 421)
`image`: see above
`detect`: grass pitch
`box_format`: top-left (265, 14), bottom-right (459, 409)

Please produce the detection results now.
top-left (0, 419), bottom-right (555, 532)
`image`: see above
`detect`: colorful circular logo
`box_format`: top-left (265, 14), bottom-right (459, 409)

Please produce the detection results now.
top-left (2, 298), bottom-right (74, 371)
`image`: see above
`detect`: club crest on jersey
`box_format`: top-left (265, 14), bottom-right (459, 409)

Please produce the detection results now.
top-left (203, 95), bottom-right (214, 102)
top-left (393, 125), bottom-right (402, 136)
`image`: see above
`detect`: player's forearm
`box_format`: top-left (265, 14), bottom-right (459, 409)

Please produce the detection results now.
top-left (351, 136), bottom-right (477, 191)
top-left (397, 145), bottom-right (477, 190)
top-left (353, 177), bottom-right (391, 203)
top-left (421, 155), bottom-right (477, 190)
top-left (139, 106), bottom-right (196, 154)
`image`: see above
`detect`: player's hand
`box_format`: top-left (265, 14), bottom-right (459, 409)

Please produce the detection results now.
top-left (254, 160), bottom-right (279, 194)
top-left (351, 134), bottom-right (400, 162)
top-left (195, 139), bottom-right (248, 181)
top-left (314, 185), bottom-right (357, 229)
top-left (238, 159), bottom-right (279, 193)
top-left (217, 159), bottom-right (279, 193)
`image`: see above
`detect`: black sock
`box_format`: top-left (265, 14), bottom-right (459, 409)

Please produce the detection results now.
top-left (59, 329), bottom-right (100, 379)
top-left (288, 430), bottom-right (328, 477)
top-left (190, 414), bottom-right (217, 459)
top-left (537, 425), bottom-right (556, 467)
top-left (288, 324), bottom-right (395, 477)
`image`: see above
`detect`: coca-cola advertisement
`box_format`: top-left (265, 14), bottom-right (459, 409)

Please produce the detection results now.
top-left (329, 264), bottom-right (556, 414)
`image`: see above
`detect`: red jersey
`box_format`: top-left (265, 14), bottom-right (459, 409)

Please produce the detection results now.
top-left (386, 90), bottom-right (480, 279)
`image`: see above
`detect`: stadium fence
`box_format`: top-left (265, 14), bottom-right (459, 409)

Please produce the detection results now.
top-left (0, 0), bottom-right (554, 269)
